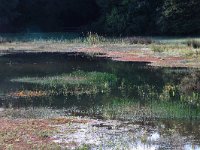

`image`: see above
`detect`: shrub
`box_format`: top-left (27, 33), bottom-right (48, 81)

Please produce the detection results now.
top-left (0, 36), bottom-right (11, 44)
top-left (186, 40), bottom-right (200, 49)
top-left (123, 37), bottom-right (153, 45)
top-left (84, 32), bottom-right (105, 45)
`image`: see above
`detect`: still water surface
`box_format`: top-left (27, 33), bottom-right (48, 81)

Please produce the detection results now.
top-left (0, 52), bottom-right (200, 149)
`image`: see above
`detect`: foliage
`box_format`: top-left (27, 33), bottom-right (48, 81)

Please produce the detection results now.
top-left (84, 32), bottom-right (105, 45)
top-left (159, 0), bottom-right (200, 35)
top-left (186, 40), bottom-right (200, 49)
top-left (123, 37), bottom-right (154, 45)
top-left (93, 0), bottom-right (163, 35)
top-left (1, 0), bottom-right (200, 35)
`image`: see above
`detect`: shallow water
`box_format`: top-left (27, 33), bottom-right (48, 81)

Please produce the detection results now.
top-left (0, 52), bottom-right (200, 149)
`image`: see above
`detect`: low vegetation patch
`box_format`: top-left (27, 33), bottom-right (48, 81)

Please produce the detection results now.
top-left (0, 36), bottom-right (12, 44)
top-left (102, 97), bottom-right (200, 121)
top-left (11, 71), bottom-right (118, 96)
top-left (186, 40), bottom-right (200, 49)
top-left (151, 43), bottom-right (200, 58)
top-left (123, 37), bottom-right (154, 45)
top-left (84, 32), bottom-right (106, 45)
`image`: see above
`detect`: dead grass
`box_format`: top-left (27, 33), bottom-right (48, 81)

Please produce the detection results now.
top-left (151, 43), bottom-right (200, 58)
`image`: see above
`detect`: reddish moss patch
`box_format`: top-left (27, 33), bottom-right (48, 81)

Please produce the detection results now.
top-left (0, 117), bottom-right (92, 149)
top-left (0, 119), bottom-right (59, 150)
top-left (77, 47), bottom-right (187, 67)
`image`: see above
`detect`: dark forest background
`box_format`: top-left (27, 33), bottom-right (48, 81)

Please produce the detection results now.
top-left (0, 0), bottom-right (200, 35)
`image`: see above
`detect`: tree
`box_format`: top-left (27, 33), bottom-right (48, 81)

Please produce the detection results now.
top-left (94, 0), bottom-right (163, 35)
top-left (159, 0), bottom-right (200, 35)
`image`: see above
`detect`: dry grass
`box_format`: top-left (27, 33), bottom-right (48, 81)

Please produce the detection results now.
top-left (151, 43), bottom-right (200, 58)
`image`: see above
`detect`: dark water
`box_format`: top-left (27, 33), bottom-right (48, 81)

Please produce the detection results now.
top-left (0, 52), bottom-right (200, 149)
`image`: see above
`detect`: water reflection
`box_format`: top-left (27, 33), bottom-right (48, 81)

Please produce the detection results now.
top-left (0, 52), bottom-right (200, 149)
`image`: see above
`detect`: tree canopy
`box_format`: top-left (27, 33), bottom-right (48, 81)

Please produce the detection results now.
top-left (0, 0), bottom-right (200, 35)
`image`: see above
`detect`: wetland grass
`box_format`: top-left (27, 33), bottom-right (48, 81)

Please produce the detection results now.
top-left (101, 98), bottom-right (200, 121)
top-left (11, 71), bottom-right (118, 96)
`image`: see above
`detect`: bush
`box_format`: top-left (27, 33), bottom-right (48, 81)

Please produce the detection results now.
top-left (123, 37), bottom-right (154, 45)
top-left (84, 32), bottom-right (105, 45)
top-left (186, 40), bottom-right (200, 49)
top-left (0, 36), bottom-right (11, 44)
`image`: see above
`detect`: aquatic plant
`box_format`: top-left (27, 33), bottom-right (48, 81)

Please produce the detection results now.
top-left (101, 98), bottom-right (200, 121)
top-left (11, 71), bottom-right (118, 96)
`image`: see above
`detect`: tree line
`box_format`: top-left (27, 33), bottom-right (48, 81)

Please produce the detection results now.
top-left (0, 0), bottom-right (200, 35)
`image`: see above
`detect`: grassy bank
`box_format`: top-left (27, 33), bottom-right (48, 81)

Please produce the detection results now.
top-left (1, 33), bottom-right (200, 68)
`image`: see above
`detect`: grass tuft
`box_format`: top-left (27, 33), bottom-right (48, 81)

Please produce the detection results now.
top-left (84, 32), bottom-right (105, 45)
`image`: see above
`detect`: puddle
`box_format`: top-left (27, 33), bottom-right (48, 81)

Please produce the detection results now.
top-left (0, 52), bottom-right (200, 149)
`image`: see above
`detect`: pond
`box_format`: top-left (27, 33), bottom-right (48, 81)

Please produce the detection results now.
top-left (0, 52), bottom-right (200, 149)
